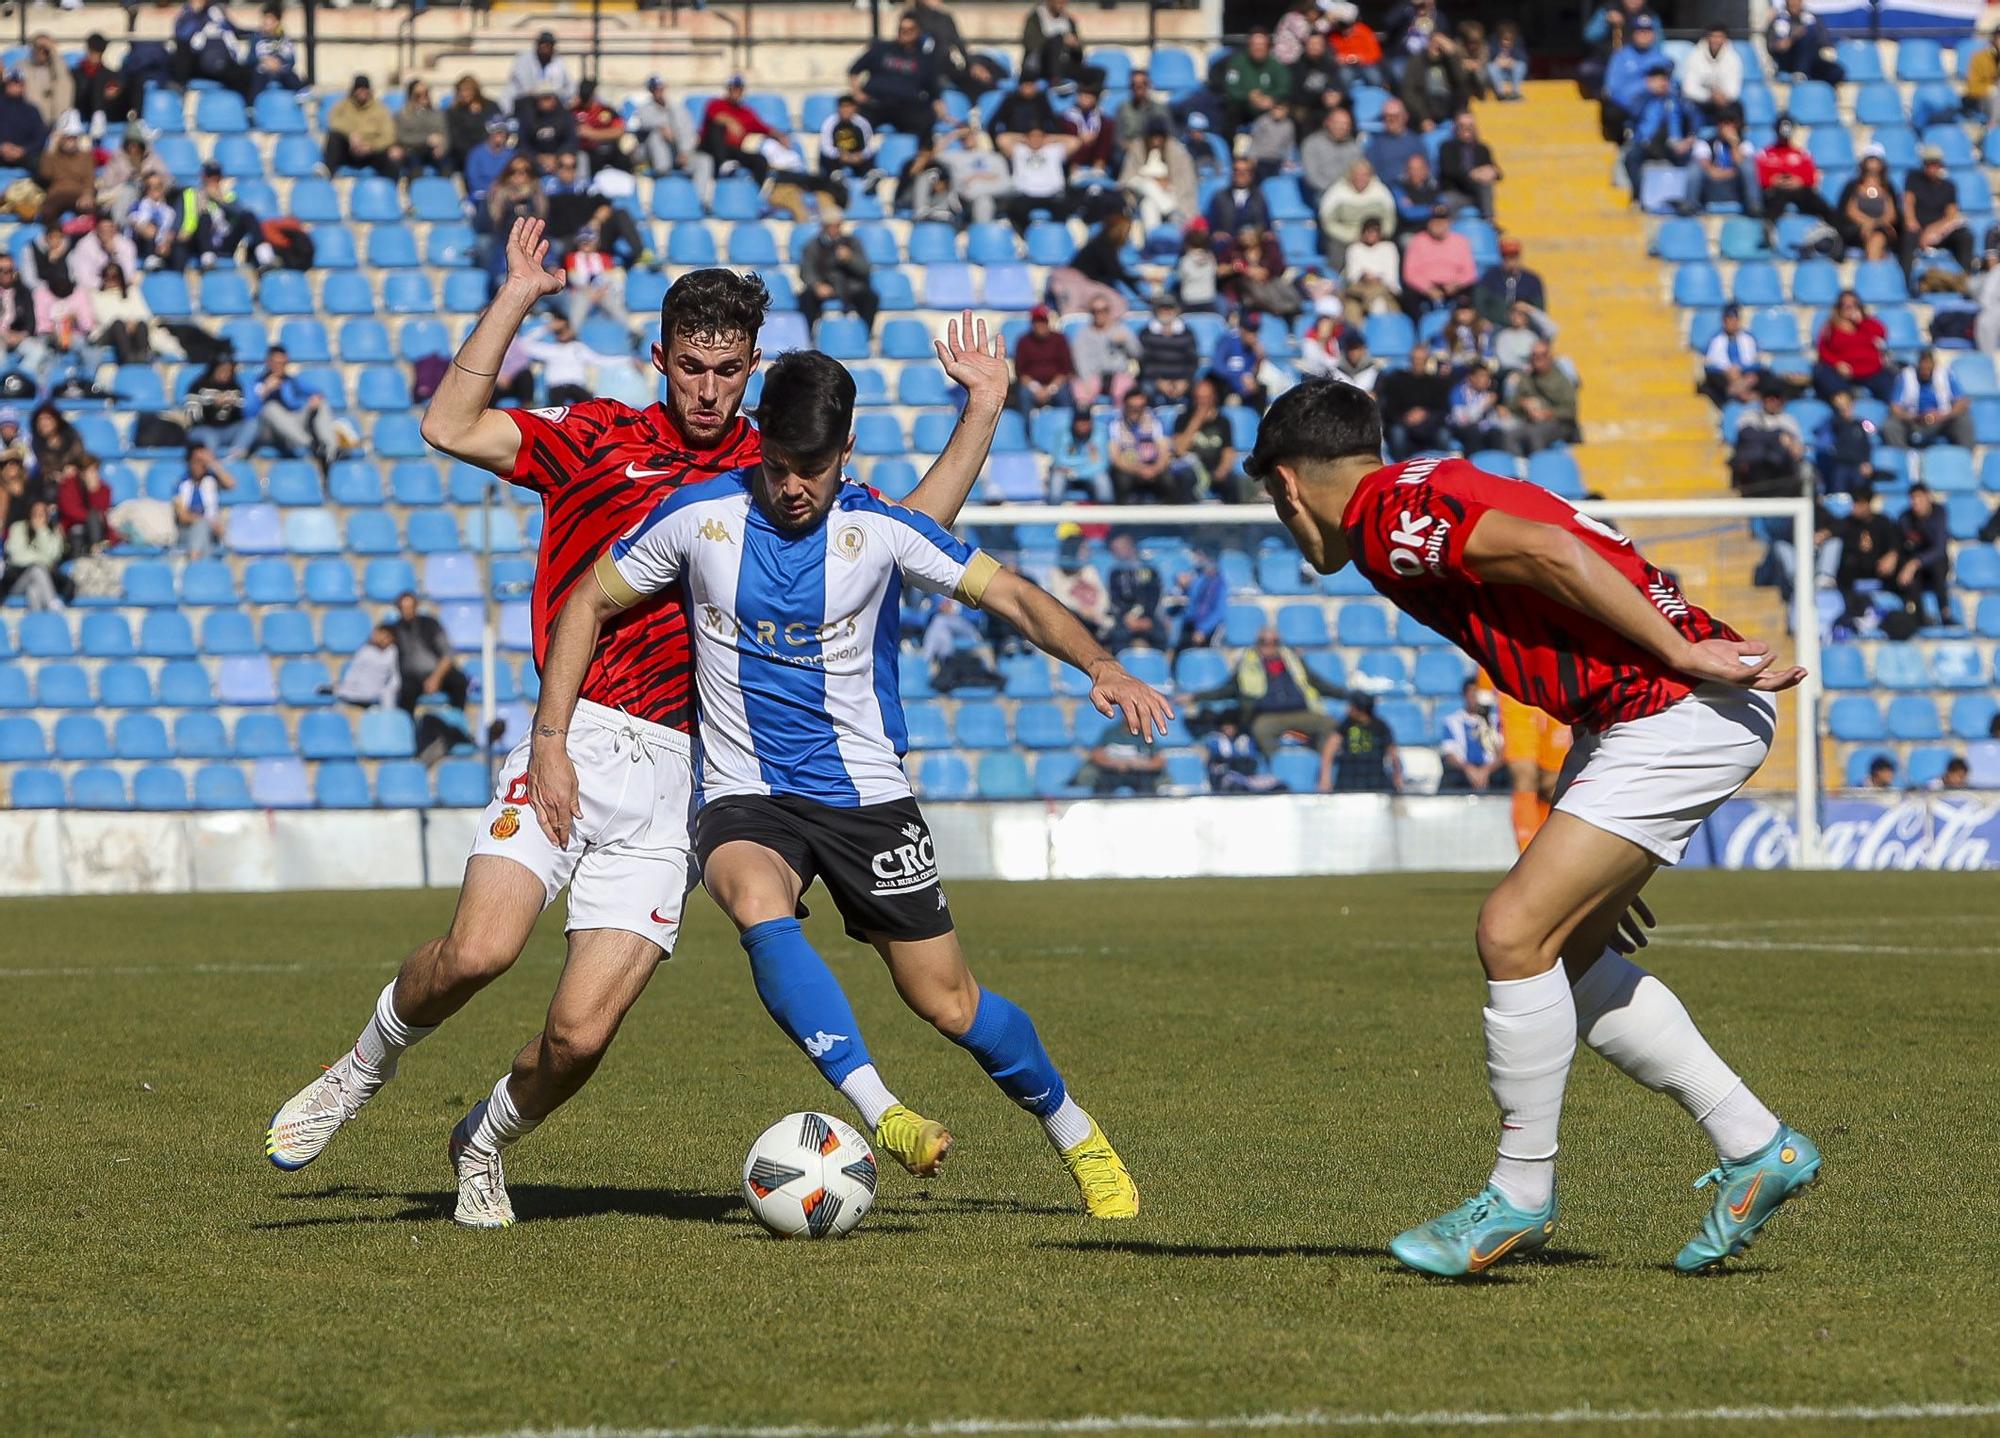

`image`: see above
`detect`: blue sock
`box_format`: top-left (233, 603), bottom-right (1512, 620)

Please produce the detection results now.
top-left (952, 989), bottom-right (1066, 1117)
top-left (740, 918), bottom-right (872, 1088)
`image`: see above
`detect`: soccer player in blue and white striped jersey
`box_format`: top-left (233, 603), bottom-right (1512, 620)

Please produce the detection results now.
top-left (528, 351), bottom-right (1172, 1217)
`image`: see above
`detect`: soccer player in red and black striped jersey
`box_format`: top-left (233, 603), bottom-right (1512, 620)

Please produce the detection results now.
top-left (266, 218), bottom-right (1009, 1225)
top-left (1247, 380), bottom-right (1821, 1277)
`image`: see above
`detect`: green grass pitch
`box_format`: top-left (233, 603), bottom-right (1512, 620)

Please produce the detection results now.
top-left (4, 871), bottom-right (1998, 1437)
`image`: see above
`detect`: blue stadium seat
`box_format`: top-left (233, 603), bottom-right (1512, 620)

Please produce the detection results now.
top-left (217, 655), bottom-right (278, 705)
top-left (1873, 644), bottom-right (1929, 689)
top-left (124, 561), bottom-right (177, 608)
top-left (260, 610), bottom-right (315, 656)
top-left (357, 366), bottom-right (412, 410)
top-left (1828, 695), bottom-right (1886, 741)
top-left (667, 223), bottom-right (718, 265)
top-left (383, 272), bottom-right (435, 314)
top-left (193, 764), bottom-right (252, 809)
top-left (259, 270), bottom-right (313, 315)
top-left (232, 713), bottom-right (292, 760)
top-left (276, 318), bottom-right (330, 362)
top-left (364, 558), bottom-right (417, 602)
top-left (977, 752), bottom-right (1034, 800)
top-left (1731, 261), bottom-right (1784, 307)
top-left (1820, 644), bottom-right (1869, 689)
top-left (955, 702), bottom-right (1010, 749)
top-left (651, 175), bottom-right (702, 221)
top-left (298, 711), bottom-right (356, 760)
top-left (424, 553), bottom-right (481, 601)
top-left (390, 462), bottom-right (443, 507)
top-left (375, 760), bottom-right (432, 808)
top-left (1652, 217), bottom-right (1709, 263)
top-left (1886, 694), bottom-right (1943, 740)
top-left (1269, 749), bottom-right (1321, 792)
top-left (99, 663), bottom-right (153, 708)
top-left (321, 608), bottom-right (373, 656)
top-left (142, 270), bottom-right (191, 318)
top-left (322, 272), bottom-right (373, 315)
top-left (303, 559), bottom-right (358, 605)
top-left (55, 715), bottom-right (112, 761)
top-left (349, 177), bottom-right (402, 222)
top-left (966, 222), bottom-right (1020, 265)
top-left (358, 708), bottom-right (416, 758)
top-left (18, 611), bottom-right (72, 657)
top-left (313, 762), bottom-right (372, 809)
top-left (277, 658), bottom-right (332, 707)
top-left (115, 715), bottom-right (172, 761)
top-left (816, 315), bottom-right (870, 359)
top-left (132, 765), bottom-right (189, 811)
top-left (251, 758), bottom-right (312, 808)
top-left (267, 461), bottom-right (323, 507)
top-left (443, 271), bottom-right (490, 313)
top-left (423, 223), bottom-right (476, 271)
top-left (70, 767), bottom-right (128, 810)
top-left (982, 263), bottom-right (1037, 310)
top-left (158, 660), bottom-right (216, 708)
top-left (726, 223), bottom-right (779, 265)
top-left (0, 716), bottom-right (46, 761)
top-left (1932, 641), bottom-right (1985, 688)
top-left (435, 759), bottom-right (491, 808)
top-left (0, 663), bottom-right (26, 707)
top-left (338, 318), bottom-right (391, 362)
top-left (200, 609), bottom-right (256, 655)
top-left (200, 269), bottom-right (253, 315)
top-left (1274, 602), bottom-right (1330, 648)
top-left (915, 752), bottom-right (973, 801)
top-left (143, 87), bottom-right (185, 133)
top-left (407, 510), bottom-right (461, 553)
top-left (904, 702), bottom-right (951, 750)
top-left (1336, 604), bottom-right (1393, 646)
top-left (710, 176), bottom-right (762, 220)
top-left (282, 508), bottom-right (340, 554)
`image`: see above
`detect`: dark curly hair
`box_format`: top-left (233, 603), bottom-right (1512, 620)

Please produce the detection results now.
top-left (658, 267), bottom-right (771, 352)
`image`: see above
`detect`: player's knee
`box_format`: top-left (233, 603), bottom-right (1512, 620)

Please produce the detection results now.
top-left (437, 929), bottom-right (519, 985)
top-left (1475, 894), bottom-right (1555, 980)
top-left (541, 1014), bottom-right (616, 1074)
top-left (916, 978), bottom-right (981, 1038)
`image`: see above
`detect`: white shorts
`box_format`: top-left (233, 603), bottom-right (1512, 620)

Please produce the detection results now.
top-left (1552, 684), bottom-right (1778, 866)
top-left (469, 698), bottom-right (696, 950)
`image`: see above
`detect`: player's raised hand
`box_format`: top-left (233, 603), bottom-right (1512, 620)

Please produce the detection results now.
top-left (933, 310), bottom-right (1007, 409)
top-left (1681, 637), bottom-right (1807, 692)
top-left (1089, 663), bottom-right (1177, 741)
top-left (502, 217), bottom-right (566, 300)
top-left (524, 740), bottom-right (582, 848)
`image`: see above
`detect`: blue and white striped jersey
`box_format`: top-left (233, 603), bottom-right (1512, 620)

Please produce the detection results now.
top-left (598, 469), bottom-right (1000, 807)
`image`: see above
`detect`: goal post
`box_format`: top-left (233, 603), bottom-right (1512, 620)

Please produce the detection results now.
top-left (955, 494), bottom-right (1823, 869)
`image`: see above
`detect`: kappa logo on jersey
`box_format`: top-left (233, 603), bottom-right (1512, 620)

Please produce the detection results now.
top-left (697, 518), bottom-right (733, 544)
top-left (490, 806), bottom-right (521, 840)
top-left (802, 1030), bottom-right (849, 1058)
top-left (1388, 509), bottom-right (1451, 578)
top-left (833, 525), bottom-right (866, 562)
top-left (529, 405), bottom-right (570, 423)
top-left (871, 822), bottom-right (938, 894)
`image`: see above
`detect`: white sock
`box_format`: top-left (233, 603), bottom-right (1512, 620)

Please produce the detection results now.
top-left (1572, 952), bottom-right (1781, 1162)
top-left (1484, 964), bottom-right (1576, 1211)
top-left (466, 1074), bottom-right (540, 1157)
top-left (1041, 1095), bottom-right (1093, 1152)
top-left (837, 1063), bottom-right (898, 1130)
top-left (352, 981), bottom-right (434, 1075)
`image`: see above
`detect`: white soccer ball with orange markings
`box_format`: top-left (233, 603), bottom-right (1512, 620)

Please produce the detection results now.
top-left (741, 1112), bottom-right (877, 1239)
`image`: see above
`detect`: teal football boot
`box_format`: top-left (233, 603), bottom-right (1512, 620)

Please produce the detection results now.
top-left (1676, 1125), bottom-right (1821, 1273)
top-left (1389, 1186), bottom-right (1559, 1276)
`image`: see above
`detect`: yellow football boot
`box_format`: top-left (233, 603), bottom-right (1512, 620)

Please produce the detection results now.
top-left (1060, 1119), bottom-right (1139, 1219)
top-left (874, 1104), bottom-right (953, 1176)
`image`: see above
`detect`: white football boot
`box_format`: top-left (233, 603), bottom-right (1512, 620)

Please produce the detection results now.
top-left (447, 1105), bottom-right (517, 1229)
top-left (265, 1051), bottom-right (389, 1170)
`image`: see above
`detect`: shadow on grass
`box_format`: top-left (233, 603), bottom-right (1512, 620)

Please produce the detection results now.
top-left (883, 1193), bottom-right (1081, 1218)
top-left (253, 1184), bottom-right (744, 1229)
top-left (1036, 1239), bottom-right (1603, 1273)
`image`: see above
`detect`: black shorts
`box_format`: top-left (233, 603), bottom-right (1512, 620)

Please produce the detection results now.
top-left (693, 793), bottom-right (955, 943)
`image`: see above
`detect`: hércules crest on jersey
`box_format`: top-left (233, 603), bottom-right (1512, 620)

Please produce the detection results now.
top-left (490, 807), bottom-right (521, 840)
top-left (833, 525), bottom-right (865, 562)
top-left (530, 405), bottom-right (570, 424)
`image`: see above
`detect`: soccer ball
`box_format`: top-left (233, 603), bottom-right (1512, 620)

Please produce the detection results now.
top-left (741, 1112), bottom-right (878, 1239)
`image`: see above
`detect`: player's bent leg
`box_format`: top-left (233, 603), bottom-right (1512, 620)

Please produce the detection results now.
top-left (874, 933), bottom-right (1137, 1218)
top-left (266, 856), bottom-right (548, 1171)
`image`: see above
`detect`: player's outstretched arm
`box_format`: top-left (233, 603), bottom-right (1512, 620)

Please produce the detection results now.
top-left (975, 567), bottom-right (1177, 739)
top-left (902, 310), bottom-right (1008, 526)
top-left (1463, 511), bottom-right (1808, 692)
top-left (419, 217), bottom-right (567, 476)
top-left (523, 570), bottom-right (626, 846)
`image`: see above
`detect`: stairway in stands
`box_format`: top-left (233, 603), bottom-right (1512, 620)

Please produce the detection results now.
top-left (1478, 82), bottom-right (1807, 791)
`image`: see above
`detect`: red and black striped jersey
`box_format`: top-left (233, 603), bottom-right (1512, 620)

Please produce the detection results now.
top-left (1341, 456), bottom-right (1740, 730)
top-left (503, 400), bottom-right (762, 730)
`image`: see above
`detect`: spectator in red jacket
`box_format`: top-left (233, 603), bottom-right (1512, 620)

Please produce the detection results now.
top-left (699, 75), bottom-right (780, 182)
top-left (1813, 289), bottom-right (1895, 402)
top-left (1010, 304), bottom-right (1076, 415)
top-left (56, 455), bottom-right (116, 555)
top-left (1755, 114), bottom-right (1841, 228)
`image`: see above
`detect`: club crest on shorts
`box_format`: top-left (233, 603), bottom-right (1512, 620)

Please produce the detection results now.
top-left (833, 525), bottom-right (865, 562)
top-left (490, 806), bottom-right (521, 840)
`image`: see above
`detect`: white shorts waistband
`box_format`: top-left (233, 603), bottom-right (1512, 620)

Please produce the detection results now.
top-left (573, 698), bottom-right (693, 756)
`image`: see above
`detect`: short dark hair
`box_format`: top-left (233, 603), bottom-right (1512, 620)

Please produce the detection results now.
top-left (659, 267), bottom-right (770, 351)
top-left (757, 351), bottom-right (855, 465)
top-left (1243, 379), bottom-right (1383, 482)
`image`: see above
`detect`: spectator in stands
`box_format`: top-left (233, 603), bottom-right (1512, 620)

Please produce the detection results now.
top-left (1205, 718), bottom-right (1283, 793)
top-left (484, 156), bottom-right (547, 261)
top-left (1693, 107), bottom-right (1759, 215)
top-left (1206, 155), bottom-right (1272, 237)
top-left (0, 456), bottom-right (26, 534)
top-left (71, 33), bottom-right (135, 131)
top-left (1440, 300), bottom-right (1494, 371)
top-left (632, 76), bottom-right (696, 183)
top-left (818, 94), bottom-right (879, 184)
top-left (991, 75), bottom-right (1059, 137)
top-left (334, 624), bottom-right (402, 710)
top-left (1177, 224), bottom-right (1219, 311)
top-left (1022, 0), bottom-right (1087, 86)
top-left (1136, 295), bottom-right (1199, 405)
top-left (23, 33), bottom-right (71, 127)
top-left (90, 264), bottom-right (153, 365)
top-left (1301, 107), bottom-right (1363, 210)
top-left (1813, 386), bottom-right (1877, 497)
top-left (1623, 62), bottom-right (1700, 207)
top-left (921, 596), bottom-right (1000, 694)
top-left (1325, 3), bottom-right (1386, 88)
top-left (1340, 214), bottom-right (1402, 324)
top-left (1173, 548), bottom-right (1227, 654)
top-left (1486, 20), bottom-right (1527, 100)
top-left (1901, 145), bottom-right (1975, 276)
top-left (0, 253), bottom-right (41, 371)
top-left (21, 217), bottom-right (80, 337)
top-left (1814, 290), bottom-right (1895, 403)
top-left (463, 118), bottom-right (518, 206)
top-left (1245, 92), bottom-right (1297, 185)
top-left (392, 79), bottom-right (451, 180)
top-left (1061, 86), bottom-right (1118, 177)
top-left (560, 223), bottom-right (631, 335)
top-left (447, 76), bottom-right (504, 170)
top-left (1965, 30), bottom-right (2000, 125)
top-left (1048, 531), bottom-right (1112, 638)
top-left (174, 0), bottom-right (253, 96)
top-left (798, 215), bottom-right (880, 334)
top-left (1292, 31), bottom-right (1348, 128)
top-left (250, 5), bottom-right (304, 96)
top-left (1216, 225), bottom-right (1298, 318)
top-left (184, 358), bottom-right (252, 457)
top-left (1472, 235), bottom-right (1545, 325)
top-left (1105, 533), bottom-right (1164, 648)
top-left (1317, 157), bottom-right (1395, 267)
top-left (0, 72), bottom-right (49, 172)
top-left (1885, 350), bottom-right (1972, 449)
top-left (124, 170), bottom-right (178, 271)
top-left (1503, 340), bottom-right (1582, 452)
top-left (56, 457), bottom-right (114, 557)
top-left (1121, 122), bottom-right (1197, 231)
top-left (70, 215), bottom-right (136, 298)
top-left (1767, 0), bottom-right (1843, 85)
top-left (1390, 152), bottom-right (1443, 235)
top-left (1448, 363), bottom-right (1515, 453)
top-left (1437, 112), bottom-right (1501, 217)
top-left (325, 76), bottom-right (404, 179)
top-left (1493, 298), bottom-right (1556, 374)
top-left (173, 443), bottom-right (233, 557)
top-left (1109, 387), bottom-right (1191, 502)
top-left (36, 120), bottom-right (96, 227)
top-left (1300, 311), bottom-right (1343, 378)
top-left (1116, 69), bottom-right (1171, 146)
top-left (1700, 303), bottom-right (1766, 407)
top-left (1834, 149), bottom-right (1901, 264)
top-left (905, 0), bottom-right (972, 82)
top-left (910, 122), bottom-right (1009, 225)
top-left (1730, 379), bottom-right (1806, 494)
top-left (851, 13), bottom-right (946, 136)
top-left (391, 592), bottom-right (473, 715)
top-left (1677, 23), bottom-right (1741, 121)
top-left (1070, 296), bottom-right (1138, 407)
top-left (250, 346), bottom-right (340, 469)
top-left (1170, 374), bottom-right (1240, 501)
top-left (1377, 342), bottom-right (1452, 455)
top-left (179, 163), bottom-right (257, 270)
top-left (1756, 116), bottom-right (1841, 229)
top-left (1047, 408), bottom-right (1111, 502)
top-left (1332, 692), bottom-right (1402, 792)
top-left (1337, 328), bottom-right (1385, 395)
top-left (1010, 305), bottom-right (1075, 416)
top-left (518, 313), bottom-right (598, 408)
top-left (1061, 211), bottom-right (1149, 318)
top-left (520, 86), bottom-right (579, 174)
top-left (1401, 203), bottom-right (1477, 316)
top-left (1364, 98), bottom-right (1425, 190)
top-left (507, 31), bottom-right (576, 126)
top-left (1865, 756), bottom-right (1898, 789)
top-left (1222, 626), bottom-right (1343, 790)
top-left (2, 498), bottom-right (66, 609)
top-left (1439, 678), bottom-right (1502, 790)
top-left (1214, 27), bottom-right (1293, 132)
top-left (1083, 726), bottom-right (1166, 796)
top-left (1835, 487), bottom-right (1902, 620)
top-left (1401, 31), bottom-right (1471, 130)
top-left (1209, 311), bottom-right (1270, 411)
top-left (1599, 12), bottom-right (1663, 143)
top-left (996, 125), bottom-right (1081, 235)
top-left (1938, 756), bottom-right (1972, 790)
top-left (570, 79), bottom-right (635, 177)
top-left (1896, 481), bottom-right (1955, 622)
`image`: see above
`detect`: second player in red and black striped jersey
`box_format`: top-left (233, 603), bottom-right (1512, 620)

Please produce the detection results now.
top-left (504, 398), bottom-right (762, 731)
top-left (1342, 456), bottom-right (1741, 730)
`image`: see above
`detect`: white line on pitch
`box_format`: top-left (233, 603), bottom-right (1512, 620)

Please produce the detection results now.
top-left (437, 1401), bottom-right (2000, 1438)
